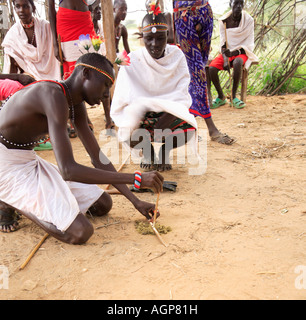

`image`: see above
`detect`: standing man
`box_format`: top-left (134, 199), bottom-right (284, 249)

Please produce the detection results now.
top-left (114, 0), bottom-right (130, 54)
top-left (89, 0), bottom-right (114, 134)
top-left (173, 0), bottom-right (235, 145)
top-left (208, 0), bottom-right (258, 109)
top-left (48, 0), bottom-right (97, 137)
top-left (48, 0), bottom-right (96, 80)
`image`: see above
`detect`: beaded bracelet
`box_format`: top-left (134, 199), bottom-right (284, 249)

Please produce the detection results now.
top-left (134, 171), bottom-right (142, 189)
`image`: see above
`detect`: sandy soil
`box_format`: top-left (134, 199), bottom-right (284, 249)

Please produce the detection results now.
top-left (0, 94), bottom-right (305, 300)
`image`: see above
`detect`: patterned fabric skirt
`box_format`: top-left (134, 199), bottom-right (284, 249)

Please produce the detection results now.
top-left (140, 112), bottom-right (195, 143)
top-left (173, 0), bottom-right (213, 118)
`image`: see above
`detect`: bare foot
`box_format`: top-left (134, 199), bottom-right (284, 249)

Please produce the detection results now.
top-left (0, 208), bottom-right (20, 233)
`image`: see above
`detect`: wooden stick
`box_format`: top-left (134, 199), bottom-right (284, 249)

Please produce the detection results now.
top-left (20, 233), bottom-right (49, 270)
top-left (106, 154), bottom-right (130, 190)
top-left (149, 222), bottom-right (168, 247)
top-left (153, 193), bottom-right (160, 226)
top-left (224, 22), bottom-right (233, 106)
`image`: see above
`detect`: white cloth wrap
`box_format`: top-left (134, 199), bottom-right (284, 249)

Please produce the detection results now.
top-left (111, 44), bottom-right (197, 142)
top-left (0, 143), bottom-right (103, 232)
top-left (2, 17), bottom-right (61, 80)
top-left (219, 10), bottom-right (259, 69)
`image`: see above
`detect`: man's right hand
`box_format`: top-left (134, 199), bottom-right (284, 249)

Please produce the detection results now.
top-left (222, 54), bottom-right (230, 71)
top-left (141, 171), bottom-right (164, 193)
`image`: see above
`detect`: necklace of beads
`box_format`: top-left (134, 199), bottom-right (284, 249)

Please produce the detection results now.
top-left (0, 133), bottom-right (49, 148)
top-left (0, 80), bottom-right (73, 149)
top-left (60, 81), bottom-right (75, 121)
top-left (30, 27), bottom-right (35, 45)
top-left (21, 18), bottom-right (34, 29)
top-left (0, 94), bottom-right (50, 148)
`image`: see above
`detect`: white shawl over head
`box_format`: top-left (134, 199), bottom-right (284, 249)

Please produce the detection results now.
top-left (111, 44), bottom-right (197, 142)
top-left (2, 17), bottom-right (61, 80)
top-left (219, 10), bottom-right (259, 69)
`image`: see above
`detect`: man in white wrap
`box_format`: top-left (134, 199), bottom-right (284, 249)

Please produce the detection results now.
top-left (0, 53), bottom-right (164, 243)
top-left (2, 0), bottom-right (60, 81)
top-left (111, 12), bottom-right (197, 171)
top-left (208, 0), bottom-right (258, 109)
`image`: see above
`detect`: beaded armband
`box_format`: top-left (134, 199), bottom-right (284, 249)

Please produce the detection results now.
top-left (134, 171), bottom-right (142, 189)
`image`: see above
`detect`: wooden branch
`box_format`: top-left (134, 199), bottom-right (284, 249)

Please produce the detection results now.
top-left (20, 234), bottom-right (49, 270)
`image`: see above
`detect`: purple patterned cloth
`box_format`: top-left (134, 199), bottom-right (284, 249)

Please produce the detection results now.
top-left (173, 0), bottom-right (213, 118)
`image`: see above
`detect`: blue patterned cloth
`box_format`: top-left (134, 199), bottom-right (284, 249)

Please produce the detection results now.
top-left (173, 0), bottom-right (213, 118)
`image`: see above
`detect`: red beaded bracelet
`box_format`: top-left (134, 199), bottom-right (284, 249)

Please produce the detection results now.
top-left (134, 171), bottom-right (142, 189)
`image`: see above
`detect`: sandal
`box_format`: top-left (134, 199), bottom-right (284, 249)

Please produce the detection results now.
top-left (34, 141), bottom-right (53, 151)
top-left (211, 97), bottom-right (227, 109)
top-left (211, 132), bottom-right (236, 145)
top-left (67, 122), bottom-right (77, 138)
top-left (0, 209), bottom-right (20, 233)
top-left (232, 97), bottom-right (246, 109)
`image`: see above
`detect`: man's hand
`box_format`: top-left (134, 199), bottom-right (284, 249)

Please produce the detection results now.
top-left (223, 53), bottom-right (230, 71)
top-left (141, 171), bottom-right (164, 193)
top-left (134, 200), bottom-right (160, 221)
top-left (223, 48), bottom-right (232, 58)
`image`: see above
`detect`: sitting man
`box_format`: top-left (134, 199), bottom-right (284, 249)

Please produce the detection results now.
top-left (209, 0), bottom-right (258, 109)
top-left (111, 12), bottom-right (198, 172)
top-left (0, 52), bottom-right (164, 242)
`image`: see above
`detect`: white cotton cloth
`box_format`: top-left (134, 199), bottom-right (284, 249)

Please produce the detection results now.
top-left (111, 44), bottom-right (197, 142)
top-left (2, 17), bottom-right (61, 80)
top-left (219, 10), bottom-right (259, 69)
top-left (0, 143), bottom-right (103, 232)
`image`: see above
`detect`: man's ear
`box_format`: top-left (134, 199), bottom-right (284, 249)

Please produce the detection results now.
top-left (82, 67), bottom-right (91, 80)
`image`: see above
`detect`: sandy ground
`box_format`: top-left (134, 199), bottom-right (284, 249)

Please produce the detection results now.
top-left (0, 94), bottom-right (305, 300)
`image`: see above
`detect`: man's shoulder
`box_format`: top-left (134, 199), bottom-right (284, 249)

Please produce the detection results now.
top-left (25, 81), bottom-right (65, 97)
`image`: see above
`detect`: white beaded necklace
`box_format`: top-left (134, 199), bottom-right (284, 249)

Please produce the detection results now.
top-left (0, 81), bottom-right (74, 149)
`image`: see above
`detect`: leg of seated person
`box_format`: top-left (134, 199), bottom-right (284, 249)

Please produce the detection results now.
top-left (17, 209), bottom-right (94, 245)
top-left (87, 192), bottom-right (113, 217)
top-left (232, 57), bottom-right (244, 99)
top-left (209, 66), bottom-right (225, 100)
top-left (129, 133), bottom-right (156, 170)
top-left (157, 131), bottom-right (192, 172)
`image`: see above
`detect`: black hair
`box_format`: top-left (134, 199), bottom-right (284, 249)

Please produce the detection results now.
top-left (74, 53), bottom-right (114, 77)
top-left (113, 0), bottom-right (127, 8)
top-left (13, 0), bottom-right (36, 13)
top-left (134, 13), bottom-right (168, 39)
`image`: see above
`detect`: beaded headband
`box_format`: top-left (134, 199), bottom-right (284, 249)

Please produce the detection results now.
top-left (75, 63), bottom-right (115, 84)
top-left (142, 23), bottom-right (168, 34)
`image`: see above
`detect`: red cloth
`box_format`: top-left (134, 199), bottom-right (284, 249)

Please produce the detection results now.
top-left (0, 79), bottom-right (24, 100)
top-left (56, 7), bottom-right (95, 42)
top-left (209, 53), bottom-right (248, 70)
top-left (56, 7), bottom-right (96, 79)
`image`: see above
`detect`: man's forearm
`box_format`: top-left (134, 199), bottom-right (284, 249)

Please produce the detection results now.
top-left (93, 159), bottom-right (140, 206)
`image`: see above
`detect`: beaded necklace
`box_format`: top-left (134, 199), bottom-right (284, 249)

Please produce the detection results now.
top-left (60, 81), bottom-right (75, 121)
top-left (0, 81), bottom-right (73, 149)
top-left (21, 18), bottom-right (34, 29)
top-left (20, 17), bottom-right (35, 46)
